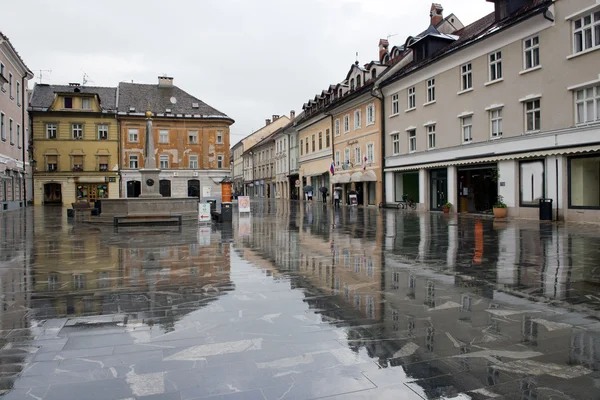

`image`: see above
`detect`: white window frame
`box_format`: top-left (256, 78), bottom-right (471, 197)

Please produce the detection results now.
top-left (98, 124), bottom-right (108, 140)
top-left (461, 63), bottom-right (472, 91)
top-left (366, 143), bottom-right (374, 163)
top-left (9, 119), bottom-right (13, 144)
top-left (354, 109), bottom-right (361, 130)
top-left (525, 99), bottom-right (541, 133)
top-left (217, 155), bottom-right (224, 169)
top-left (344, 148), bottom-right (350, 164)
top-left (335, 150), bottom-right (340, 166)
top-left (572, 10), bottom-right (600, 54)
top-left (128, 129), bottom-right (139, 143)
top-left (129, 154), bottom-right (139, 169)
top-left (523, 35), bottom-right (540, 70)
top-left (343, 114), bottom-right (350, 133)
top-left (46, 123), bottom-right (57, 139)
top-left (391, 93), bottom-right (399, 115)
top-left (82, 98), bottom-right (91, 110)
top-left (366, 103), bottom-right (375, 126)
top-left (427, 125), bottom-right (436, 149)
top-left (159, 154), bottom-right (169, 169)
top-left (216, 130), bottom-right (223, 144)
top-left (461, 116), bottom-right (473, 143)
top-left (72, 123), bottom-right (83, 140)
top-left (407, 86), bottom-right (416, 110)
top-left (159, 129), bottom-right (169, 143)
top-left (408, 129), bottom-right (416, 153)
top-left (490, 108), bottom-right (503, 138)
top-left (426, 78), bottom-right (435, 103)
top-left (575, 85), bottom-right (600, 124)
top-left (188, 130), bottom-right (199, 144)
top-left (392, 133), bottom-right (400, 155)
top-left (488, 51), bottom-right (503, 82)
top-left (334, 119), bottom-right (341, 136)
top-left (354, 146), bottom-right (361, 164)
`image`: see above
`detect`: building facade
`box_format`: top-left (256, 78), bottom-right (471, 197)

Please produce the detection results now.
top-left (288, 121), bottom-right (300, 200)
top-left (118, 77), bottom-right (233, 199)
top-left (0, 31), bottom-right (33, 211)
top-left (381, 0), bottom-right (600, 222)
top-left (29, 84), bottom-right (119, 205)
top-left (297, 112), bottom-right (332, 201)
top-left (231, 141), bottom-right (244, 196)
top-left (250, 133), bottom-right (276, 198)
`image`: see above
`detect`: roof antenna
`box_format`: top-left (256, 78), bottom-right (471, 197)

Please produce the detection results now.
top-left (36, 69), bottom-right (52, 84)
top-left (82, 71), bottom-right (94, 86)
top-left (386, 33), bottom-right (398, 41)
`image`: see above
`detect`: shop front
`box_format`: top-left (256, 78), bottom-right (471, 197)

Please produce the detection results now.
top-left (393, 172), bottom-right (419, 203)
top-left (456, 164), bottom-right (498, 213)
top-left (429, 168), bottom-right (448, 211)
top-left (76, 183), bottom-right (110, 203)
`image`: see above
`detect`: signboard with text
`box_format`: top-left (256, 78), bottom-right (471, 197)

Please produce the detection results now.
top-left (203, 187), bottom-right (211, 198)
top-left (198, 203), bottom-right (211, 223)
top-left (238, 196), bottom-right (251, 213)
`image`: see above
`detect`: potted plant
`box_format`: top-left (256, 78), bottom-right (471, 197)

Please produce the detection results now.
top-left (493, 195), bottom-right (508, 218)
top-left (442, 202), bottom-right (452, 213)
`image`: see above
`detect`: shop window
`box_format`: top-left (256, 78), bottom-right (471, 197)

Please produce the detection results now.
top-left (569, 155), bottom-right (600, 208)
top-left (520, 160), bottom-right (544, 206)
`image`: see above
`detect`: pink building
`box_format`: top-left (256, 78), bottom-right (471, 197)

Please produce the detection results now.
top-left (0, 31), bottom-right (33, 211)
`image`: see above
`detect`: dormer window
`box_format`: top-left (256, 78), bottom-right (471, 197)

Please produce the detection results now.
top-left (350, 78), bottom-right (355, 91)
top-left (129, 107), bottom-right (136, 112)
top-left (339, 89), bottom-right (343, 98)
top-left (64, 97), bottom-right (73, 109)
top-left (82, 98), bottom-right (91, 110)
top-left (371, 69), bottom-right (377, 79)
top-left (356, 75), bottom-right (361, 88)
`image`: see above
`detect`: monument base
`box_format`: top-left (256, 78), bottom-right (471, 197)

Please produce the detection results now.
top-left (139, 168), bottom-right (162, 198)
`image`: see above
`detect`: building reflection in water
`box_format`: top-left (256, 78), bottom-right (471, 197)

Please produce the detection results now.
top-left (236, 204), bottom-right (600, 398)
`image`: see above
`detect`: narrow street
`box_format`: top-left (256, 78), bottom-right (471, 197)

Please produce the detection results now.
top-left (0, 203), bottom-right (599, 399)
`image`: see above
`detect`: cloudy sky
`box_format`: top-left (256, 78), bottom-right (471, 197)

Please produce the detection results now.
top-left (4, 0), bottom-right (492, 144)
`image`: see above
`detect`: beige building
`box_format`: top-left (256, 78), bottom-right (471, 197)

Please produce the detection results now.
top-left (380, 0), bottom-right (600, 222)
top-left (250, 132), bottom-right (276, 198)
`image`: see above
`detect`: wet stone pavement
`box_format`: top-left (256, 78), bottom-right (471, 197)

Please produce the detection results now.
top-left (0, 202), bottom-right (600, 399)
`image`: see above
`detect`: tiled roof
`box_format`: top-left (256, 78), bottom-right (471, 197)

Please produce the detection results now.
top-left (0, 31), bottom-right (33, 76)
top-left (117, 82), bottom-right (233, 122)
top-left (29, 84), bottom-right (117, 112)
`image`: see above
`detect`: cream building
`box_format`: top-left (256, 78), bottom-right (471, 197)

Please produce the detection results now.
top-left (379, 0), bottom-right (600, 222)
top-left (296, 110), bottom-right (332, 201)
top-left (273, 115), bottom-right (298, 199)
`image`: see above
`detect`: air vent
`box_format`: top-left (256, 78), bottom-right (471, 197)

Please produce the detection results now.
top-left (129, 107), bottom-right (136, 112)
top-left (192, 103), bottom-right (199, 109)
top-left (166, 108), bottom-right (172, 113)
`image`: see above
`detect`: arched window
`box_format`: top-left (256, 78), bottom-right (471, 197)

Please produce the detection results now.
top-left (383, 54), bottom-right (390, 64)
top-left (356, 75), bottom-right (361, 87)
top-left (350, 78), bottom-right (355, 91)
top-left (339, 89), bottom-right (343, 98)
top-left (371, 69), bottom-right (377, 79)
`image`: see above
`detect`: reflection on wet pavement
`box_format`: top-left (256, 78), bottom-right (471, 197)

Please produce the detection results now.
top-left (0, 202), bottom-right (599, 399)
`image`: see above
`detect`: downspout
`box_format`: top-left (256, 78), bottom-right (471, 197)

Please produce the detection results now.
top-left (21, 75), bottom-right (27, 206)
top-left (115, 85), bottom-right (122, 198)
top-left (371, 86), bottom-right (385, 205)
top-left (324, 113), bottom-right (334, 203)
top-left (543, 7), bottom-right (555, 23)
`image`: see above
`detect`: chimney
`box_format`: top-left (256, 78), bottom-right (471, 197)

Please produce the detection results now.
top-left (378, 39), bottom-right (389, 62)
top-left (290, 110), bottom-right (296, 120)
top-left (272, 114), bottom-right (279, 121)
top-left (430, 3), bottom-right (444, 27)
top-left (68, 83), bottom-right (81, 87)
top-left (158, 76), bottom-right (174, 87)
top-left (265, 119), bottom-right (271, 126)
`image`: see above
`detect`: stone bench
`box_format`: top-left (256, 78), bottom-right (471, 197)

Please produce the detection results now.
top-left (113, 214), bottom-right (183, 227)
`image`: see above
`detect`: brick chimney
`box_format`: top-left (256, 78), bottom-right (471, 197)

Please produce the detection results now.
top-left (378, 39), bottom-right (389, 62)
top-left (430, 3), bottom-right (444, 27)
top-left (272, 114), bottom-right (280, 121)
top-left (265, 119), bottom-right (271, 126)
top-left (158, 76), bottom-right (174, 87)
top-left (290, 110), bottom-right (296, 120)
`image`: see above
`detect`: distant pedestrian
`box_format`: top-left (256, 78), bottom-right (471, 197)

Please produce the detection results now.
top-left (307, 190), bottom-right (313, 202)
top-left (334, 190), bottom-right (340, 207)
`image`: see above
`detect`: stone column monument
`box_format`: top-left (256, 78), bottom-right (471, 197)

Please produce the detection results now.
top-left (139, 110), bottom-right (162, 198)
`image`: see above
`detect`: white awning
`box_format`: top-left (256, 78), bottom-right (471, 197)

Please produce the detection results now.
top-left (350, 172), bottom-right (363, 182)
top-left (385, 145), bottom-right (600, 172)
top-left (337, 174), bottom-right (351, 183)
top-left (361, 170), bottom-right (377, 182)
top-left (331, 175), bottom-right (339, 184)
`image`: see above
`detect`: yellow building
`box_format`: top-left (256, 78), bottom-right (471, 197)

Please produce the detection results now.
top-left (29, 84), bottom-right (119, 205)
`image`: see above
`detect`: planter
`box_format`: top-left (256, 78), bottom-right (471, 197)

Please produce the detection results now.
top-left (442, 206), bottom-right (450, 214)
top-left (493, 207), bottom-right (507, 218)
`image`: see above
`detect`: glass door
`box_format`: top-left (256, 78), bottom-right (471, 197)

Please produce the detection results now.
top-left (430, 169), bottom-right (447, 211)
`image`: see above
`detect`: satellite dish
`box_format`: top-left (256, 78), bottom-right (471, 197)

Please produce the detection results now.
top-left (170, 97), bottom-right (177, 105)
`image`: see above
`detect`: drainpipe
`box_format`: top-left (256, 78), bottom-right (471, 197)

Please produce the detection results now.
top-left (370, 87), bottom-right (385, 205)
top-left (324, 113), bottom-right (334, 203)
top-left (21, 74), bottom-right (27, 206)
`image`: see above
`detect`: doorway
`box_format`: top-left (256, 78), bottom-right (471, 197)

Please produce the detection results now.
top-left (127, 180), bottom-right (141, 198)
top-left (430, 169), bottom-right (447, 211)
top-left (367, 182), bottom-right (376, 205)
top-left (188, 179), bottom-right (200, 198)
top-left (43, 183), bottom-right (62, 204)
top-left (457, 165), bottom-right (497, 213)
top-left (159, 179), bottom-right (171, 197)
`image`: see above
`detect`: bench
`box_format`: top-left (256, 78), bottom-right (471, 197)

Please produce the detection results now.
top-left (113, 214), bottom-right (183, 227)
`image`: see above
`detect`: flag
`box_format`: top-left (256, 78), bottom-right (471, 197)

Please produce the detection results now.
top-left (330, 160), bottom-right (335, 175)
top-left (363, 156), bottom-right (368, 170)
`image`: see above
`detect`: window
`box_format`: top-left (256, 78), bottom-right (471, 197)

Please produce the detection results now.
top-left (461, 63), bottom-right (472, 91)
top-left (426, 78), bottom-right (435, 103)
top-left (343, 115), bottom-right (350, 133)
top-left (128, 129), bottom-right (138, 142)
top-left (129, 154), bottom-right (139, 169)
top-left (188, 131), bottom-right (198, 144)
top-left (48, 273), bottom-right (59, 290)
top-left (305, 139), bottom-right (309, 154)
top-left (318, 131), bottom-right (323, 150)
top-left (335, 150), bottom-right (340, 166)
top-left (462, 116), bottom-right (473, 143)
top-left (392, 93), bottom-right (399, 115)
top-left (159, 155), bottom-right (169, 169)
top-left (520, 160), bottom-right (545, 206)
top-left (8, 73), bottom-right (13, 99)
top-left (300, 139), bottom-right (303, 155)
top-left (217, 155), bottom-right (224, 168)
top-left (98, 272), bottom-right (110, 288)
top-left (9, 119), bottom-right (13, 144)
top-left (16, 82), bottom-right (20, 105)
top-left (98, 124), bottom-right (108, 140)
top-left (523, 36), bottom-right (540, 70)
top-left (72, 123), bottom-right (83, 139)
top-left (16, 124), bottom-right (20, 148)
top-left (73, 274), bottom-right (85, 291)
top-left (572, 11), bottom-right (600, 53)
top-left (0, 63), bottom-right (4, 90)
top-left (489, 51), bottom-right (502, 81)
top-left (334, 119), bottom-right (341, 136)
top-left (409, 130), bottom-right (416, 152)
top-left (490, 109), bottom-right (503, 138)
top-left (82, 98), bottom-right (91, 110)
top-left (0, 113), bottom-right (4, 141)
top-left (354, 146), bottom-right (361, 164)
top-left (47, 155), bottom-right (58, 172)
top-left (98, 155), bottom-right (109, 171)
top-left (525, 99), bottom-right (541, 132)
top-left (350, 78), bottom-right (355, 91)
top-left (216, 130), bottom-right (223, 144)
top-left (366, 143), bottom-right (374, 163)
top-left (312, 134), bottom-right (315, 152)
top-left (427, 125), bottom-right (436, 149)
top-left (64, 97), bottom-right (73, 109)
top-left (344, 148), bottom-right (350, 164)
top-left (189, 155), bottom-right (198, 169)
top-left (575, 85), bottom-right (600, 123)
top-left (366, 104), bottom-right (375, 125)
top-left (159, 129), bottom-right (169, 143)
top-left (569, 155), bottom-right (600, 208)
top-left (354, 109), bottom-right (361, 129)
top-left (408, 86), bottom-right (416, 109)
top-left (392, 133), bottom-right (400, 155)
top-left (72, 155), bottom-right (83, 171)
top-left (356, 75), bottom-right (361, 88)
top-left (325, 129), bottom-right (330, 147)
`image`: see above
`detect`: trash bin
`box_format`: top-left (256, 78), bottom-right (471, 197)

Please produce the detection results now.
top-left (539, 198), bottom-right (553, 221)
top-left (206, 199), bottom-right (217, 213)
top-left (221, 202), bottom-right (233, 223)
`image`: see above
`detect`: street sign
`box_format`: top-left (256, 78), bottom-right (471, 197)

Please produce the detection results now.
top-left (198, 203), bottom-right (211, 223)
